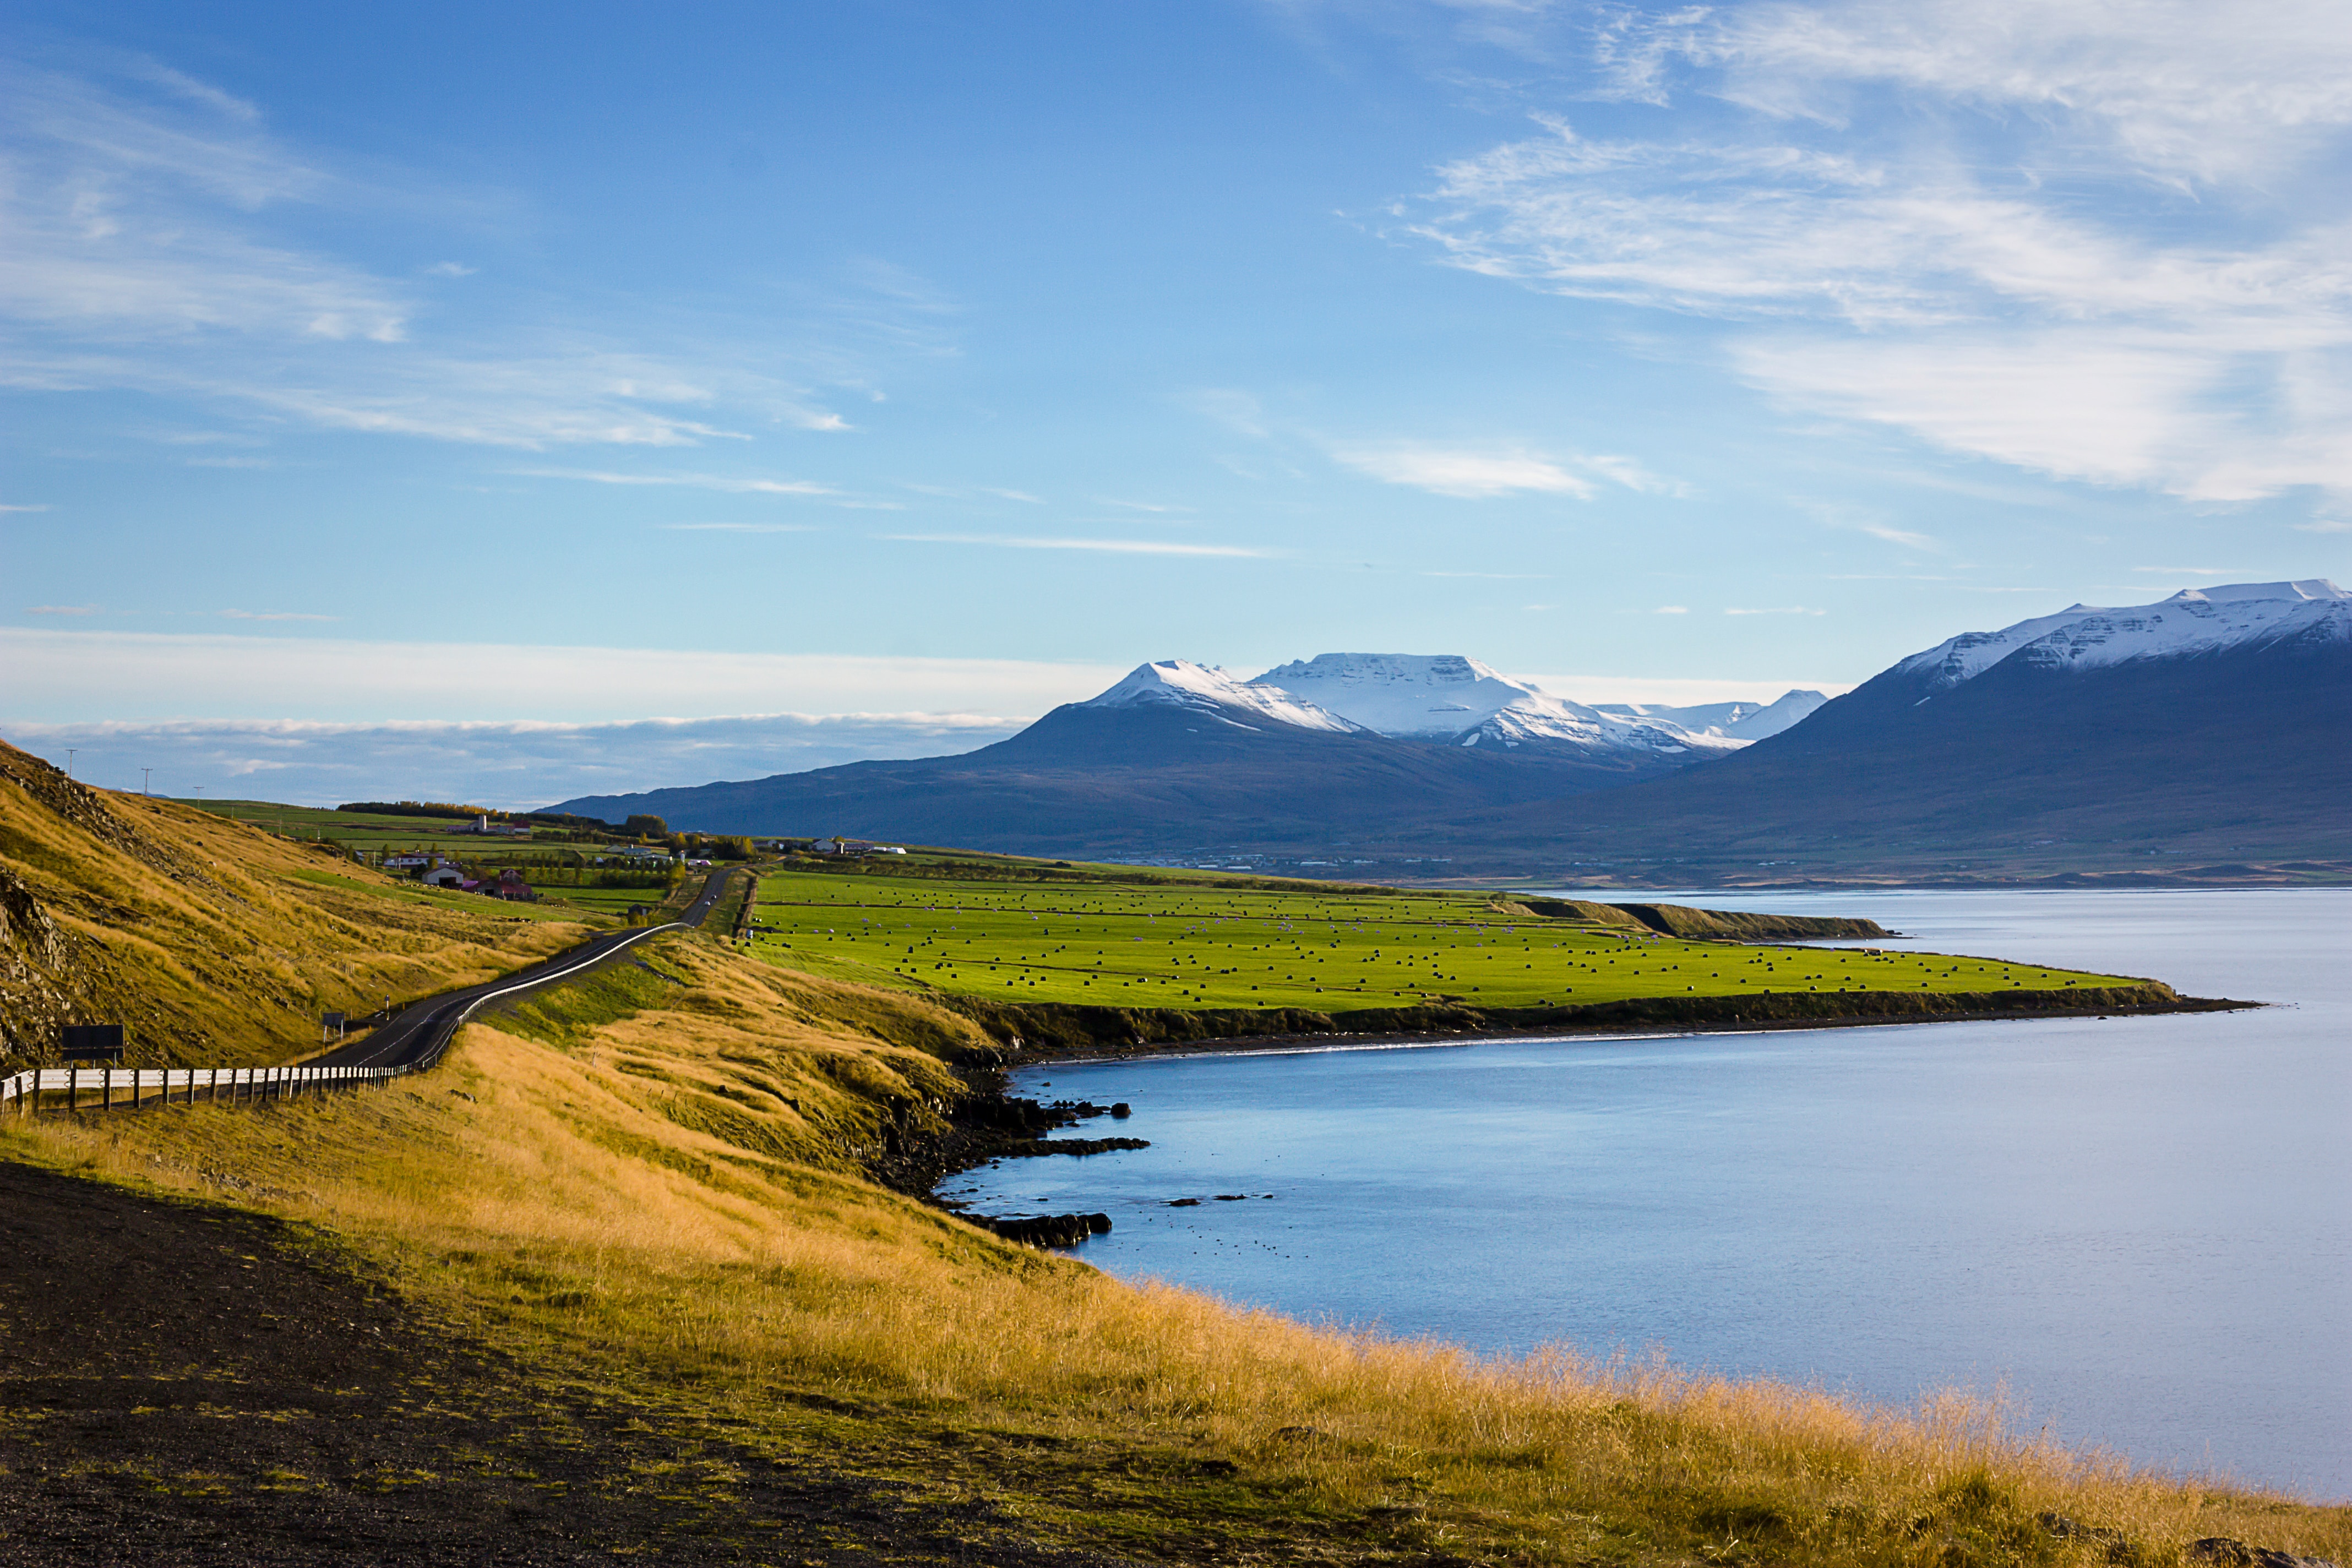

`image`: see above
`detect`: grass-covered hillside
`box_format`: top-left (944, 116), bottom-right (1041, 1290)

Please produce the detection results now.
top-left (4, 775), bottom-right (2335, 1562)
top-left (745, 861), bottom-right (2143, 1013)
top-left (0, 740), bottom-right (606, 1066)
top-left (9, 925), bottom-right (2346, 1565)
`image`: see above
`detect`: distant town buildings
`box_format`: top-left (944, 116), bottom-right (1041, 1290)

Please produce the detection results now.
top-left (449, 814), bottom-right (531, 838)
top-left (812, 837), bottom-right (906, 857)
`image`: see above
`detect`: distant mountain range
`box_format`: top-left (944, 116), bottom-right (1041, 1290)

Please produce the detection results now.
top-left (552, 580), bottom-right (2350, 880)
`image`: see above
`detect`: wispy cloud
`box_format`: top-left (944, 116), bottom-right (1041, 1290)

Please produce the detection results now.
top-left (1859, 522), bottom-right (1937, 548)
top-left (0, 61), bottom-right (868, 449)
top-left (1725, 605), bottom-right (1827, 616)
top-left (0, 627), bottom-right (1125, 724)
top-left (514, 467), bottom-right (834, 496)
top-left (220, 608), bottom-right (336, 621)
top-left (880, 533), bottom-right (1271, 558)
top-left (2293, 519), bottom-right (2351, 533)
top-left (1421, 570), bottom-right (1551, 579)
top-left (0, 504), bottom-right (55, 513)
top-left (2, 711), bottom-right (1033, 809)
top-left (657, 522), bottom-right (817, 533)
top-left (1652, 605), bottom-right (1689, 614)
top-left (1331, 440), bottom-right (1678, 499)
top-left (26, 604), bottom-right (97, 615)
top-left (1332, 443), bottom-right (1593, 498)
top-left (2130, 565), bottom-right (2246, 575)
top-left (1406, 1), bottom-right (2352, 501)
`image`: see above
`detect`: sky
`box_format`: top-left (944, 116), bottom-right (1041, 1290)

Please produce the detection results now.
top-left (4, 0), bottom-right (2348, 805)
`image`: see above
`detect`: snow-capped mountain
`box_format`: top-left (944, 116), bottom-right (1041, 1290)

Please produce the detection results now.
top-left (1897, 580), bottom-right (2349, 693)
top-left (1244, 652), bottom-right (1757, 760)
top-left (1506, 577), bottom-right (2352, 876)
top-left (1593, 690), bottom-right (1828, 742)
top-left (1080, 660), bottom-right (1365, 733)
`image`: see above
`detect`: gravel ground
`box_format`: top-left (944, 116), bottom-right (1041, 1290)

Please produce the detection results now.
top-left (0, 1159), bottom-right (1134, 1567)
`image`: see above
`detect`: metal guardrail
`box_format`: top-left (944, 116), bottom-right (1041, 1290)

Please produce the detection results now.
top-left (3, 1062), bottom-right (396, 1113)
top-left (4, 918), bottom-right (693, 1116)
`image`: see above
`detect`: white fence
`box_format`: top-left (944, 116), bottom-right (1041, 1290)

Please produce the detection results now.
top-left (2, 886), bottom-right (720, 1118)
top-left (2, 1061), bottom-right (402, 1113)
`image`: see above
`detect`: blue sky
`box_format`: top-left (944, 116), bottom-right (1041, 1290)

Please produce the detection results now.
top-left (4, 1), bottom-right (2348, 803)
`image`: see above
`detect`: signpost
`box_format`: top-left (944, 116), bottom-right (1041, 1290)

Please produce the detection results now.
top-left (59, 1025), bottom-right (124, 1063)
top-left (322, 1012), bottom-right (346, 1042)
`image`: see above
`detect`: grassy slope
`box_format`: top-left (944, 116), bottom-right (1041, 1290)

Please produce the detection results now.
top-left (0, 741), bottom-right (605, 1065)
top-left (6, 780), bottom-right (2339, 1562)
top-left (744, 863), bottom-right (2146, 1014)
top-left (8, 934), bottom-right (2343, 1565)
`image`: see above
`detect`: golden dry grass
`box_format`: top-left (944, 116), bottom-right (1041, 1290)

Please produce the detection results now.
top-left (0, 738), bottom-right (601, 1065)
top-left (10, 931), bottom-right (2344, 1566)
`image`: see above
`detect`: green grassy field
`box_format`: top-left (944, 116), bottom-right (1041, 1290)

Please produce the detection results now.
top-left (175, 798), bottom-right (639, 859)
top-left (748, 864), bottom-right (2140, 1009)
top-left (533, 883), bottom-right (679, 917)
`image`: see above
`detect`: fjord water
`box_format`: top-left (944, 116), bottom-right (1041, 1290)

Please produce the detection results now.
top-left (953, 889), bottom-right (2351, 1499)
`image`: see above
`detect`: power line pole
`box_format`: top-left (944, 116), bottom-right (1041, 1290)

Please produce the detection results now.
top-left (141, 767), bottom-right (151, 797)
top-left (66, 749), bottom-right (75, 780)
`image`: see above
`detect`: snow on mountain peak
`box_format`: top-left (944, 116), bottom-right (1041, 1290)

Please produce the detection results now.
top-left (1248, 652), bottom-right (1547, 737)
top-left (1246, 651), bottom-right (1757, 759)
top-left (1079, 660), bottom-right (1364, 732)
top-left (1897, 579), bottom-right (2350, 691)
top-left (2163, 579), bottom-right (2346, 606)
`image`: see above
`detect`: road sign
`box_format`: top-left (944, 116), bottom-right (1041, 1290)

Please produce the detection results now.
top-left (59, 1024), bottom-right (124, 1062)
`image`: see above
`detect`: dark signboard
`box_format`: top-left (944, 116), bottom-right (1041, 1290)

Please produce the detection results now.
top-left (60, 1024), bottom-right (124, 1061)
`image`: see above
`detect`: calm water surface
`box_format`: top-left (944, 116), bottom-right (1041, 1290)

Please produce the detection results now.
top-left (952, 889), bottom-right (2351, 1499)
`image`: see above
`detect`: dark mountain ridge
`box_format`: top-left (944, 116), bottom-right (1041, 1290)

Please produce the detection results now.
top-left (553, 699), bottom-right (1666, 855)
top-left (553, 584), bottom-right (2351, 878)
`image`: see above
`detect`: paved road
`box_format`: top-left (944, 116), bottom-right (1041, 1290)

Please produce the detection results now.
top-left (311, 867), bottom-right (740, 1072)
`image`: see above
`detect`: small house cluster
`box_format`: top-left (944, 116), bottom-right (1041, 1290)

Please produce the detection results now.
top-left (406, 856), bottom-right (537, 901)
top-left (810, 837), bottom-right (906, 857)
top-left (449, 814), bottom-right (531, 839)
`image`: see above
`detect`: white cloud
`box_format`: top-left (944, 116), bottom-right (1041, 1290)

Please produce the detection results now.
top-left (1331, 440), bottom-right (1681, 499)
top-left (0, 61), bottom-right (867, 449)
top-left (220, 608), bottom-right (335, 621)
top-left (1724, 605), bottom-right (1827, 615)
top-left (658, 522), bottom-right (817, 533)
top-left (1858, 522), bottom-right (1936, 548)
top-left (0, 503), bottom-right (52, 512)
top-left (515, 467), bottom-right (832, 496)
top-left (1652, 605), bottom-right (1689, 614)
top-left (1408, 1), bottom-right (2352, 501)
top-left (880, 533), bottom-right (1271, 558)
top-left (1, 712), bottom-right (1030, 811)
top-left (2292, 519), bottom-right (2351, 533)
top-left (1332, 443), bottom-right (1596, 498)
top-left (26, 604), bottom-right (97, 615)
top-left (0, 628), bottom-right (1125, 724)
top-left (1097, 498), bottom-right (1195, 514)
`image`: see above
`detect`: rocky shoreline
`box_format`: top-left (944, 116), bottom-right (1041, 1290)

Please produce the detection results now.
top-left (878, 983), bottom-right (2253, 1247)
top-left (941, 981), bottom-right (2246, 1063)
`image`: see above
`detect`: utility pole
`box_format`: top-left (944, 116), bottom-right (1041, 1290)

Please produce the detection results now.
top-left (141, 767), bottom-right (151, 797)
top-left (66, 749), bottom-right (75, 780)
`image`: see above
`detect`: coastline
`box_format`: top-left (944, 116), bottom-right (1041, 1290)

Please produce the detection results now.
top-left (1022, 990), bottom-right (2259, 1068)
top-left (938, 982), bottom-right (2246, 1067)
top-left (889, 984), bottom-right (2254, 1206)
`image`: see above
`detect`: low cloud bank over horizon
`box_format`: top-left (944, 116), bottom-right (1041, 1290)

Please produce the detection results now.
top-left (2, 713), bottom-right (1031, 813)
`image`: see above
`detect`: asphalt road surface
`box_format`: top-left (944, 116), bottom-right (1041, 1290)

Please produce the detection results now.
top-left (310, 867), bottom-right (739, 1072)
